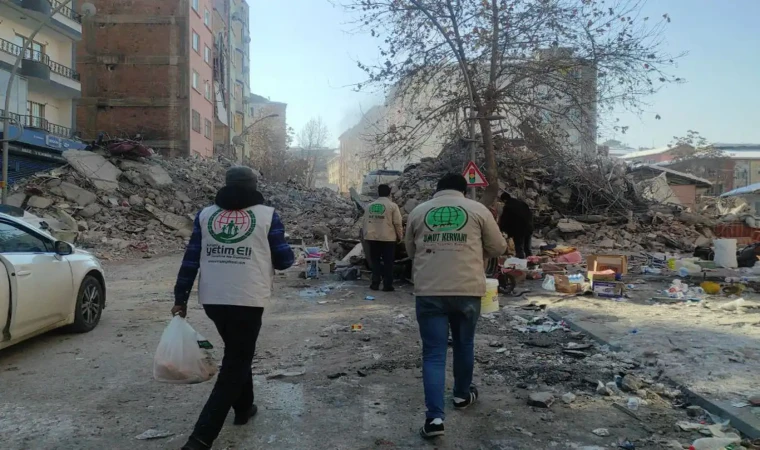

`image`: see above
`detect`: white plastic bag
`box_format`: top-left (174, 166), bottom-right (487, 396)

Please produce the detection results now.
top-left (542, 275), bottom-right (556, 291)
top-left (153, 316), bottom-right (216, 384)
top-left (714, 239), bottom-right (738, 269)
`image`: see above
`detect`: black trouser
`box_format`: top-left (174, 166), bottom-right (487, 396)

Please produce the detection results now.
top-left (512, 233), bottom-right (532, 259)
top-left (190, 305), bottom-right (264, 446)
top-left (368, 240), bottom-right (396, 288)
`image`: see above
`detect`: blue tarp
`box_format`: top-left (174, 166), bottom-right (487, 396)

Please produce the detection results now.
top-left (720, 182), bottom-right (760, 198)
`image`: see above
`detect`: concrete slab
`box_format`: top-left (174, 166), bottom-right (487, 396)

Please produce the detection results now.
top-left (63, 150), bottom-right (122, 191)
top-left (117, 160), bottom-right (173, 188)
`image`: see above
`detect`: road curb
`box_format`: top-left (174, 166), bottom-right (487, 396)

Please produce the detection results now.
top-left (546, 310), bottom-right (760, 439)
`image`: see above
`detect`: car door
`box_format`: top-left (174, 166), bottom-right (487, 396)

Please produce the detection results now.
top-left (0, 220), bottom-right (74, 340)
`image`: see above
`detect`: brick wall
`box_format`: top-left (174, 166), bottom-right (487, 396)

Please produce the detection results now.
top-left (76, 0), bottom-right (190, 157)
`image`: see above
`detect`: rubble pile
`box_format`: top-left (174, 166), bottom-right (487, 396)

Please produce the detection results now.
top-left (8, 150), bottom-right (355, 260)
top-left (389, 142), bottom-right (715, 253)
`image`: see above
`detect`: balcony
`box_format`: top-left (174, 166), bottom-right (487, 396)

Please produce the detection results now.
top-left (0, 38), bottom-right (81, 98)
top-left (1, 110), bottom-right (73, 138)
top-left (0, 38), bottom-right (79, 81)
top-left (8, 0), bottom-right (82, 38)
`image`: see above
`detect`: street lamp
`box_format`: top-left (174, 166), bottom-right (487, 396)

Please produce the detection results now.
top-left (1, 0), bottom-right (90, 204)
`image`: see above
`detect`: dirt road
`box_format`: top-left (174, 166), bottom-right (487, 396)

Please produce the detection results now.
top-left (0, 255), bottom-right (708, 449)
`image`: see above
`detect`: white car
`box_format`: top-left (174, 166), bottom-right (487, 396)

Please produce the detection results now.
top-left (0, 212), bottom-right (106, 351)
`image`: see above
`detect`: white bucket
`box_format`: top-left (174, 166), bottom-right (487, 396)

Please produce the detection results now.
top-left (714, 239), bottom-right (738, 268)
top-left (481, 279), bottom-right (500, 314)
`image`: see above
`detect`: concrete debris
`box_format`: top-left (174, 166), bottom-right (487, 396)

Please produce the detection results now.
top-left (527, 392), bottom-right (555, 408)
top-left (135, 429), bottom-right (174, 440)
top-left (145, 204), bottom-right (193, 232)
top-left (561, 392), bottom-right (577, 404)
top-left (48, 180), bottom-right (98, 206)
top-left (63, 150), bottom-right (122, 191)
top-left (387, 142), bottom-right (716, 253)
top-left (591, 428), bottom-right (610, 437)
top-left (27, 196), bottom-right (52, 209)
top-left (8, 153), bottom-right (354, 260)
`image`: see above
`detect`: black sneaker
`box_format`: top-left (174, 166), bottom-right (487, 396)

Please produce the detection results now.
top-left (453, 385), bottom-right (479, 409)
top-left (382, 286), bottom-right (395, 292)
top-left (233, 404), bottom-right (258, 425)
top-left (419, 419), bottom-right (444, 439)
top-left (369, 284), bottom-right (380, 291)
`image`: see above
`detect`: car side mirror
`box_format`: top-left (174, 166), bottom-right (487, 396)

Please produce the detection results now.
top-left (55, 241), bottom-right (73, 256)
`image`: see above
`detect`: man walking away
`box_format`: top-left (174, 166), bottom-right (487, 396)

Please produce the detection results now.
top-left (405, 174), bottom-right (507, 439)
top-left (172, 166), bottom-right (295, 450)
top-left (363, 184), bottom-right (404, 291)
top-left (498, 192), bottom-right (534, 258)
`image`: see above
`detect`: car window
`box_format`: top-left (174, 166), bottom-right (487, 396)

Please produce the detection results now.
top-left (0, 222), bottom-right (52, 253)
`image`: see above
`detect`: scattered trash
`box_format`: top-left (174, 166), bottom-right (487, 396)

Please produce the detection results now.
top-left (351, 324), bottom-right (363, 332)
top-left (592, 428), bottom-right (610, 437)
top-left (542, 275), bottom-right (556, 291)
top-left (617, 440), bottom-right (635, 450)
top-left (496, 348), bottom-right (508, 354)
top-left (621, 374), bottom-right (643, 392)
top-left (700, 281), bottom-right (721, 295)
top-left (136, 429), bottom-right (174, 440)
top-left (365, 296), bottom-right (375, 301)
top-left (527, 392), bottom-right (555, 408)
top-left (327, 372), bottom-right (347, 379)
top-left (626, 397), bottom-right (641, 411)
top-left (720, 298), bottom-right (746, 311)
top-left (688, 435), bottom-right (741, 450)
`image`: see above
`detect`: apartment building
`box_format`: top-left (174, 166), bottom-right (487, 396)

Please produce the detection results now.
top-left (76, 0), bottom-right (215, 158)
top-left (0, 0), bottom-right (85, 182)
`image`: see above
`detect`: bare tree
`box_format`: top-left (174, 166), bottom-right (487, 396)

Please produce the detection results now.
top-left (341, 0), bottom-right (683, 206)
top-left (297, 117), bottom-right (331, 187)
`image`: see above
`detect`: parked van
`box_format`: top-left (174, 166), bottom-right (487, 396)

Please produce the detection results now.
top-left (361, 169), bottom-right (402, 196)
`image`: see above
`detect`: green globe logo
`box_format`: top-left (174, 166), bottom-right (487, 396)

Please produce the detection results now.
top-left (424, 206), bottom-right (468, 232)
top-left (369, 203), bottom-right (386, 215)
top-left (208, 209), bottom-right (256, 244)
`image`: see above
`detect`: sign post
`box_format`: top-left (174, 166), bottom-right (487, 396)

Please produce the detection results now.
top-left (462, 161), bottom-right (488, 189)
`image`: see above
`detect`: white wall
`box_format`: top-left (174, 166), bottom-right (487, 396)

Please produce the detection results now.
top-left (0, 16), bottom-right (74, 68)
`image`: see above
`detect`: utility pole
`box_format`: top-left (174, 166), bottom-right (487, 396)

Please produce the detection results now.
top-left (1, 0), bottom-right (75, 204)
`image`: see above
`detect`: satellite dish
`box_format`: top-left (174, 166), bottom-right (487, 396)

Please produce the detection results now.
top-left (232, 136), bottom-right (243, 146)
top-left (80, 2), bottom-right (97, 17)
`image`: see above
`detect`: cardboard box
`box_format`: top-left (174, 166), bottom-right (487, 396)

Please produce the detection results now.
top-left (592, 281), bottom-right (625, 298)
top-left (555, 275), bottom-right (581, 294)
top-left (588, 270), bottom-right (617, 282)
top-left (587, 255), bottom-right (628, 275)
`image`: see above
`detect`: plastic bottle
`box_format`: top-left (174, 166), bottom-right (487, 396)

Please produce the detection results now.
top-left (568, 274), bottom-right (584, 283)
top-left (688, 436), bottom-right (741, 450)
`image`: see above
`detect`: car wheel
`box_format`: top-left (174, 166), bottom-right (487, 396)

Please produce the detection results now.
top-left (69, 275), bottom-right (103, 333)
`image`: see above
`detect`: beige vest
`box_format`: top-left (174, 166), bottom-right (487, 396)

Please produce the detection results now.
top-left (363, 197), bottom-right (403, 242)
top-left (404, 190), bottom-right (507, 297)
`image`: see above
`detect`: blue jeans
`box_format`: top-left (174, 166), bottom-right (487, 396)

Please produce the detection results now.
top-left (416, 296), bottom-right (481, 420)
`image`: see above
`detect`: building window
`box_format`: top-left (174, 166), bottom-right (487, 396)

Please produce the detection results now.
top-left (204, 8), bottom-right (211, 27)
top-left (192, 0), bottom-right (199, 12)
top-left (235, 113), bottom-right (243, 133)
top-left (192, 70), bottom-right (199, 90)
top-left (205, 82), bottom-right (212, 101)
top-left (192, 31), bottom-right (200, 53)
top-left (26, 101), bottom-right (45, 128)
top-left (192, 110), bottom-right (201, 133)
top-left (204, 119), bottom-right (212, 139)
top-left (14, 35), bottom-right (45, 61)
top-left (204, 46), bottom-right (211, 64)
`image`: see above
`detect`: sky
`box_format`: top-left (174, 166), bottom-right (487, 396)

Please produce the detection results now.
top-left (250, 0), bottom-right (760, 150)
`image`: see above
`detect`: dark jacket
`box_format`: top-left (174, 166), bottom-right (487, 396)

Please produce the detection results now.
top-left (173, 185), bottom-right (295, 306)
top-left (498, 197), bottom-right (533, 236)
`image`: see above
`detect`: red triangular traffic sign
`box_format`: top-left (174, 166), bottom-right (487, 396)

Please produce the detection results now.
top-left (462, 161), bottom-right (488, 187)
